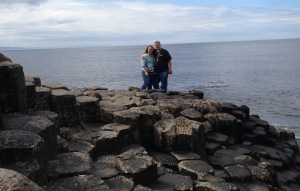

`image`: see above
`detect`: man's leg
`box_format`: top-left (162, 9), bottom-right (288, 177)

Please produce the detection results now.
top-left (160, 71), bottom-right (169, 91)
top-left (151, 75), bottom-right (159, 89)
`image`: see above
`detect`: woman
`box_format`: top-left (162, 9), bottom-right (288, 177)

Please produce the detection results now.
top-left (141, 45), bottom-right (158, 89)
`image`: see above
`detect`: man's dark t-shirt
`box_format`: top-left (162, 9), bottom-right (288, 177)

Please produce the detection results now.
top-left (154, 48), bottom-right (172, 72)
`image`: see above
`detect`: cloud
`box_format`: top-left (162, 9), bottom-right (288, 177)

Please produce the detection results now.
top-left (0, 0), bottom-right (47, 5)
top-left (0, 0), bottom-right (300, 48)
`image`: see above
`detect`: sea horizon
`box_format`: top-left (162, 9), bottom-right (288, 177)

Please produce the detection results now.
top-left (1, 37), bottom-right (300, 51)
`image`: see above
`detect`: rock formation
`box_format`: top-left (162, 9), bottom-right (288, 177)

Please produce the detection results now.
top-left (0, 53), bottom-right (300, 190)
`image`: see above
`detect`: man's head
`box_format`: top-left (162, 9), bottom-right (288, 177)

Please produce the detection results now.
top-left (154, 41), bottom-right (161, 50)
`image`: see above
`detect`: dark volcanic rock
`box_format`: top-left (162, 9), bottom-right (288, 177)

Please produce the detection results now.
top-left (149, 151), bottom-right (178, 169)
top-left (2, 160), bottom-right (46, 186)
top-left (26, 82), bottom-right (36, 110)
top-left (43, 83), bottom-right (69, 90)
top-left (28, 110), bottom-right (60, 134)
top-left (127, 105), bottom-right (161, 147)
top-left (224, 165), bottom-right (252, 181)
top-left (205, 141), bottom-right (222, 155)
top-left (171, 150), bottom-right (201, 161)
top-left (0, 168), bottom-right (44, 191)
top-left (0, 63), bottom-right (28, 113)
top-left (45, 174), bottom-right (109, 191)
top-left (76, 96), bottom-right (99, 123)
top-left (207, 154), bottom-right (237, 169)
top-left (206, 132), bottom-right (229, 145)
top-left (0, 130), bottom-right (47, 184)
top-left (35, 86), bottom-right (51, 110)
top-left (104, 175), bottom-right (135, 191)
top-left (233, 155), bottom-right (259, 167)
top-left (221, 102), bottom-right (239, 113)
top-left (25, 75), bottom-right (41, 86)
top-left (51, 89), bottom-right (79, 126)
top-left (2, 63), bottom-right (300, 191)
top-left (68, 140), bottom-right (94, 154)
top-left (113, 108), bottom-right (141, 127)
top-left (0, 108), bottom-right (3, 129)
top-left (158, 173), bottom-right (193, 191)
top-left (48, 151), bottom-right (92, 181)
top-left (91, 161), bottom-right (119, 179)
top-left (133, 185), bottom-right (153, 191)
top-left (194, 181), bottom-right (239, 191)
top-left (248, 165), bottom-right (277, 184)
top-left (249, 115), bottom-right (269, 128)
top-left (180, 108), bottom-right (203, 122)
top-left (189, 89), bottom-right (204, 99)
top-left (99, 101), bottom-right (127, 123)
top-left (116, 145), bottom-right (157, 185)
top-left (92, 122), bottom-right (133, 156)
top-left (0, 130), bottom-right (45, 163)
top-left (3, 113), bottom-right (58, 158)
top-left (0, 53), bottom-right (13, 62)
top-left (128, 105), bottom-right (161, 128)
top-left (178, 159), bottom-right (214, 180)
top-left (204, 113), bottom-right (240, 143)
top-left (153, 116), bottom-right (205, 155)
top-left (215, 145), bottom-right (251, 157)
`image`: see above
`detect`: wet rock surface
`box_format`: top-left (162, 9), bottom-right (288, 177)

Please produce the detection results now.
top-left (1, 57), bottom-right (300, 190)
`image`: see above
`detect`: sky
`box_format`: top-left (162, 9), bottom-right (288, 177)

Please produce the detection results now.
top-left (1, 0), bottom-right (300, 48)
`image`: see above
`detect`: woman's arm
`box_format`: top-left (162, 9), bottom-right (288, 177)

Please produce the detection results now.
top-left (143, 66), bottom-right (149, 76)
top-left (141, 55), bottom-right (149, 76)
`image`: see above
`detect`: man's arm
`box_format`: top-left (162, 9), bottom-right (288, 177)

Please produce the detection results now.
top-left (168, 59), bottom-right (172, 74)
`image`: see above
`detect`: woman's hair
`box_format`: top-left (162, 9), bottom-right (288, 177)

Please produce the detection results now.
top-left (144, 45), bottom-right (154, 54)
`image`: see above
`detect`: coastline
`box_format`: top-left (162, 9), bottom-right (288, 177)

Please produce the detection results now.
top-left (1, 59), bottom-right (300, 190)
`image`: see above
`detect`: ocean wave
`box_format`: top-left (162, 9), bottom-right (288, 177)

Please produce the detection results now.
top-left (186, 82), bottom-right (229, 91)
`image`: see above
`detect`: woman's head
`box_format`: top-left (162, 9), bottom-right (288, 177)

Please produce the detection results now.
top-left (144, 45), bottom-right (154, 54)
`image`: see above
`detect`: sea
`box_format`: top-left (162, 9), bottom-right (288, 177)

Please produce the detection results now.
top-left (2, 39), bottom-right (300, 137)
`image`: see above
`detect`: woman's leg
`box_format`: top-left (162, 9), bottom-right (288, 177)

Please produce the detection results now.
top-left (141, 71), bottom-right (150, 89)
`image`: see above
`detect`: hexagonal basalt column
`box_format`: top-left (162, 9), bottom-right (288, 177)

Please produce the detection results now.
top-left (2, 113), bottom-right (58, 159)
top-left (0, 130), bottom-right (47, 184)
top-left (51, 89), bottom-right (79, 126)
top-left (0, 168), bottom-right (44, 191)
top-left (35, 86), bottom-right (51, 110)
top-left (153, 116), bottom-right (206, 155)
top-left (25, 82), bottom-right (36, 110)
top-left (76, 96), bottom-right (99, 123)
top-left (0, 107), bottom-right (3, 129)
top-left (0, 63), bottom-right (28, 113)
top-left (116, 145), bottom-right (157, 185)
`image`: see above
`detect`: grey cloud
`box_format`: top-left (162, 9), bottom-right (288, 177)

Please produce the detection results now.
top-left (0, 0), bottom-right (48, 5)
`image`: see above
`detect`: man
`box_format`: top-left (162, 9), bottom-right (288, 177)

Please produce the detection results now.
top-left (154, 41), bottom-right (172, 91)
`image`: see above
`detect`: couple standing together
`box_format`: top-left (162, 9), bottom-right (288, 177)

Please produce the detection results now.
top-left (141, 41), bottom-right (172, 91)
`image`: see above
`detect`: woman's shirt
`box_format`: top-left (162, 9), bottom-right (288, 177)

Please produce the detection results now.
top-left (141, 54), bottom-right (155, 70)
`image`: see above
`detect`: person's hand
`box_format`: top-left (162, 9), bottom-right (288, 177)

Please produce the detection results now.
top-left (145, 71), bottom-right (149, 76)
top-left (168, 69), bottom-right (173, 74)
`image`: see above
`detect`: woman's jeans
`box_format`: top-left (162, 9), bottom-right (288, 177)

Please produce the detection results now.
top-left (141, 71), bottom-right (159, 89)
